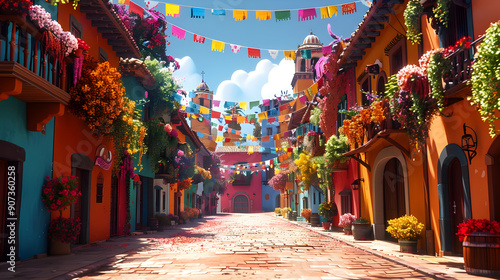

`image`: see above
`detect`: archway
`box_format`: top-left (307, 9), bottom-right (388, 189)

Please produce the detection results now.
top-left (437, 144), bottom-right (471, 254)
top-left (233, 194), bottom-right (249, 213)
top-left (486, 136), bottom-right (500, 221)
top-left (372, 146), bottom-right (410, 240)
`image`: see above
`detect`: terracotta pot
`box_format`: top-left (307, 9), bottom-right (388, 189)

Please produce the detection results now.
top-left (49, 240), bottom-right (71, 255)
top-left (352, 223), bottom-right (373, 240)
top-left (322, 222), bottom-right (331, 230)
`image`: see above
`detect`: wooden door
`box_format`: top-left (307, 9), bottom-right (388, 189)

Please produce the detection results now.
top-left (73, 168), bottom-right (89, 244)
top-left (449, 158), bottom-right (465, 255)
top-left (110, 175), bottom-right (118, 236)
top-left (383, 158), bottom-right (405, 241)
top-left (234, 195), bottom-right (249, 213)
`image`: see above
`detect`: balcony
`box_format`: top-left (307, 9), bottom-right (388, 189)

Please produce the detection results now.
top-left (0, 15), bottom-right (68, 131)
top-left (443, 36), bottom-right (484, 101)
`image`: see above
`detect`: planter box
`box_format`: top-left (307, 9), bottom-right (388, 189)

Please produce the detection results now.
top-left (352, 223), bottom-right (373, 240)
top-left (463, 232), bottom-right (500, 277)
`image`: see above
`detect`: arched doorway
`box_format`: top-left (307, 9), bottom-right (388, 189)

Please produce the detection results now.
top-left (437, 144), bottom-right (471, 254)
top-left (233, 195), bottom-right (249, 213)
top-left (372, 146), bottom-right (410, 240)
top-left (486, 136), bottom-right (500, 221)
top-left (383, 158), bottom-right (406, 241)
top-left (71, 153), bottom-right (92, 245)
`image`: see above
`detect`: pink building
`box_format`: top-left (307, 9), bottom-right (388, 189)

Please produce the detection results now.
top-left (216, 146), bottom-right (263, 213)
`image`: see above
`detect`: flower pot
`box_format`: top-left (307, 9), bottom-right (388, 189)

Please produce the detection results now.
top-left (49, 240), bottom-right (71, 255)
top-left (343, 226), bottom-right (352, 235)
top-left (463, 232), bottom-right (500, 277)
top-left (398, 240), bottom-right (418, 253)
top-left (322, 222), bottom-right (331, 231)
top-left (352, 223), bottom-right (373, 240)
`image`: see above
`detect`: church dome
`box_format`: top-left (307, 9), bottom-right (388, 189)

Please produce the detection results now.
top-left (302, 31), bottom-right (321, 45)
top-left (196, 81), bottom-right (210, 92)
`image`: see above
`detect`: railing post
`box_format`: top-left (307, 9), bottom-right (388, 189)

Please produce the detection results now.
top-left (9, 22), bottom-right (16, 61)
top-left (33, 39), bottom-right (38, 74)
top-left (23, 30), bottom-right (29, 68)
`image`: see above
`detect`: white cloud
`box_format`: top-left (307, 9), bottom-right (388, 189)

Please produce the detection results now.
top-left (214, 59), bottom-right (294, 103)
top-left (172, 56), bottom-right (202, 93)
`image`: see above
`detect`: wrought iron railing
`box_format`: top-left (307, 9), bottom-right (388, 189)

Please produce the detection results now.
top-left (443, 36), bottom-right (484, 92)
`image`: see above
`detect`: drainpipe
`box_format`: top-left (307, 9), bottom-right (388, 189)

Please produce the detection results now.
top-left (422, 142), bottom-right (434, 255)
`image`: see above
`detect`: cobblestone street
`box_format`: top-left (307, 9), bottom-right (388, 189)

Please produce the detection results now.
top-left (79, 213), bottom-right (433, 279)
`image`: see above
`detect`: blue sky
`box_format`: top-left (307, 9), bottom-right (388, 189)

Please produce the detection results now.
top-left (131, 0), bottom-right (369, 105)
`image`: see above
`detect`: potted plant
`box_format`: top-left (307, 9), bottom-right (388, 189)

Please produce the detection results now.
top-left (457, 219), bottom-right (500, 276)
top-left (470, 21), bottom-right (500, 137)
top-left (338, 213), bottom-right (356, 235)
top-left (324, 134), bottom-right (349, 171)
top-left (41, 174), bottom-right (81, 255)
top-left (319, 201), bottom-right (338, 230)
top-left (386, 215), bottom-right (424, 253)
top-left (301, 208), bottom-right (312, 223)
top-left (275, 208), bottom-right (281, 216)
top-left (403, 0), bottom-right (423, 45)
top-left (352, 217), bottom-right (373, 240)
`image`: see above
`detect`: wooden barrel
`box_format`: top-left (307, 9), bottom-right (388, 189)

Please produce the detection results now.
top-left (463, 232), bottom-right (500, 277)
top-left (310, 213), bottom-right (320, 227)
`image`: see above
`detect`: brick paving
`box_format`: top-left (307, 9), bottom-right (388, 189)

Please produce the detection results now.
top-left (77, 213), bottom-right (436, 279)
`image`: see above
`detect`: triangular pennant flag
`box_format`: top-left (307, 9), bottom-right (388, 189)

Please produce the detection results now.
top-left (275, 10), bottom-right (291, 21)
top-left (233, 10), bottom-right (247, 21)
top-left (284, 50), bottom-right (295, 61)
top-left (230, 44), bottom-right (242, 53)
top-left (248, 48), bottom-right (261, 58)
top-left (256, 10), bottom-right (271, 21)
top-left (212, 9), bottom-right (226, 15)
top-left (269, 50), bottom-right (279, 59)
top-left (144, 0), bottom-right (158, 9)
top-left (191, 8), bottom-right (205, 18)
top-left (342, 2), bottom-right (357, 15)
top-left (211, 40), bottom-right (225, 52)
top-left (165, 4), bottom-right (180, 17)
top-left (130, 1), bottom-right (143, 18)
top-left (194, 34), bottom-right (205, 44)
top-left (298, 8), bottom-right (317, 21)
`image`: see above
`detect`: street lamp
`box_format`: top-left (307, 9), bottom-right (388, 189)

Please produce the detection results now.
top-left (351, 178), bottom-right (364, 191)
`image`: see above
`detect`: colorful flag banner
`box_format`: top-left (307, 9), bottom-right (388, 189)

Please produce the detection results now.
top-left (263, 99), bottom-right (270, 106)
top-left (193, 34), bottom-right (205, 43)
top-left (144, 0), bottom-right (158, 9)
top-left (119, 0), bottom-right (130, 4)
top-left (322, 45), bottom-right (332, 55)
top-left (233, 10), bottom-right (247, 21)
top-left (239, 102), bottom-right (247, 110)
top-left (298, 8), bottom-right (317, 21)
top-left (256, 10), bottom-right (271, 21)
top-left (211, 111), bottom-right (221, 119)
top-left (300, 49), bottom-right (311, 59)
top-left (230, 44), bottom-right (242, 53)
top-left (213, 100), bottom-right (220, 107)
top-left (191, 8), bottom-right (205, 18)
top-left (200, 106), bottom-right (210, 114)
top-left (248, 48), bottom-right (261, 58)
top-left (342, 2), bottom-right (357, 15)
top-left (268, 50), bottom-right (279, 59)
top-left (249, 101), bottom-right (260, 109)
top-left (212, 9), bottom-right (226, 15)
top-left (275, 10), bottom-right (291, 21)
top-left (165, 4), bottom-right (180, 17)
top-left (212, 40), bottom-right (225, 52)
top-left (360, 0), bottom-right (372, 7)
top-left (311, 83), bottom-right (318, 95)
top-left (284, 50), bottom-right (295, 61)
top-left (171, 25), bottom-right (186, 40)
top-left (299, 95), bottom-right (307, 104)
top-left (130, 1), bottom-right (143, 18)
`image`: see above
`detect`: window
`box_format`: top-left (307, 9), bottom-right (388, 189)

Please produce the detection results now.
top-left (155, 189), bottom-right (160, 212)
top-left (340, 190), bottom-right (352, 215)
top-left (313, 192), bottom-right (316, 204)
top-left (99, 47), bottom-right (108, 63)
top-left (377, 72), bottom-right (387, 95)
top-left (389, 39), bottom-right (407, 76)
top-left (70, 15), bottom-right (82, 38)
top-left (96, 172), bottom-right (104, 203)
top-left (199, 98), bottom-right (205, 107)
top-left (276, 125), bottom-right (281, 134)
top-left (162, 192), bottom-right (166, 211)
top-left (442, 3), bottom-right (470, 48)
top-left (300, 59), bottom-right (306, 72)
top-left (232, 173), bottom-right (252, 186)
top-left (360, 77), bottom-right (372, 107)
top-left (266, 127), bottom-right (272, 136)
top-left (336, 94), bottom-right (347, 135)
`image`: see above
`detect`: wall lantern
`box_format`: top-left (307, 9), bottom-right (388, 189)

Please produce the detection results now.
top-left (461, 123), bottom-right (477, 164)
top-left (351, 178), bottom-right (364, 190)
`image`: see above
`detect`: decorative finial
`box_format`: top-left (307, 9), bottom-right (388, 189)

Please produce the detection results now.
top-left (201, 71), bottom-right (205, 82)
